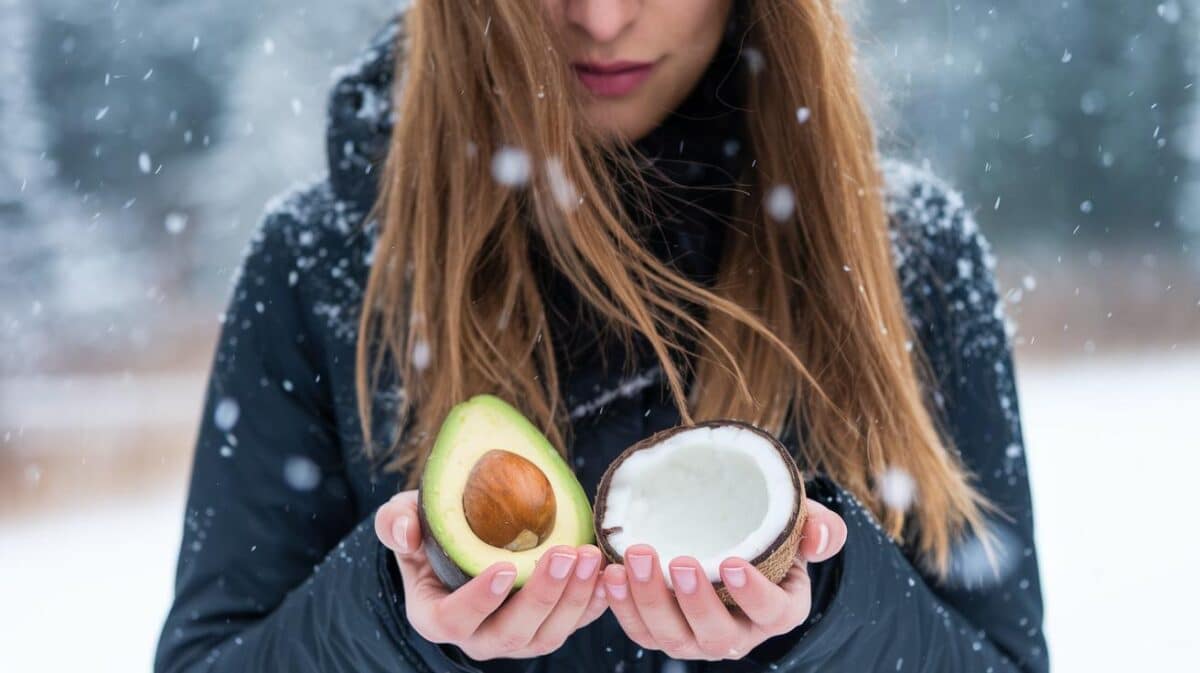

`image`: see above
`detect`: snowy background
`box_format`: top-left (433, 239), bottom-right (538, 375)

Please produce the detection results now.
top-left (2, 1), bottom-right (1199, 671)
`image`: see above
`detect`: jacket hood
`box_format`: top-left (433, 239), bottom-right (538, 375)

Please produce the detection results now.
top-left (324, 12), bottom-right (404, 215)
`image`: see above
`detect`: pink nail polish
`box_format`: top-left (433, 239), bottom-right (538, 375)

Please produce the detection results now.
top-left (671, 566), bottom-right (698, 594)
top-left (628, 553), bottom-right (652, 582)
top-left (815, 523), bottom-right (830, 556)
top-left (491, 570), bottom-right (515, 595)
top-left (607, 581), bottom-right (628, 600)
top-left (392, 517), bottom-right (409, 554)
top-left (549, 552), bottom-right (576, 580)
top-left (576, 554), bottom-right (600, 580)
top-left (723, 566), bottom-right (747, 588)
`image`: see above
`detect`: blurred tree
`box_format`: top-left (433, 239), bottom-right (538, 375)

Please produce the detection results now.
top-left (0, 0), bottom-right (48, 227)
top-left (7, 0), bottom-right (397, 370)
top-left (30, 0), bottom-right (239, 254)
top-left (1, 0), bottom-right (59, 372)
top-left (863, 0), bottom-right (1199, 247)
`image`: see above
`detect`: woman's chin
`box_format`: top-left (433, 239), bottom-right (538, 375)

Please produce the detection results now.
top-left (581, 102), bottom-right (668, 144)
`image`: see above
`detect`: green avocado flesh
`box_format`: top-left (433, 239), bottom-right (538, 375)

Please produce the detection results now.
top-left (419, 394), bottom-right (593, 588)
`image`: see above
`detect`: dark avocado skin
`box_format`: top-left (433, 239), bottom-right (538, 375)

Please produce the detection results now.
top-left (417, 489), bottom-right (471, 590)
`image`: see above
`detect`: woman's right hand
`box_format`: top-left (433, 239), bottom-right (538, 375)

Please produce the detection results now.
top-left (374, 491), bottom-right (608, 661)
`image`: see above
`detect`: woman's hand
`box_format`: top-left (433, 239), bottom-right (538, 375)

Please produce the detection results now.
top-left (374, 491), bottom-right (608, 661)
top-left (601, 499), bottom-right (847, 661)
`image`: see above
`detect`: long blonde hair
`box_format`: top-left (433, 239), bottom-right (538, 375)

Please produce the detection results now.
top-left (355, 0), bottom-right (992, 577)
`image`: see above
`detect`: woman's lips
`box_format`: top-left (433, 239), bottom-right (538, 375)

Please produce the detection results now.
top-left (572, 60), bottom-right (657, 98)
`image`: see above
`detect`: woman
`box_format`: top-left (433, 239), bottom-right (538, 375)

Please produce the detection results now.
top-left (156, 1), bottom-right (1047, 672)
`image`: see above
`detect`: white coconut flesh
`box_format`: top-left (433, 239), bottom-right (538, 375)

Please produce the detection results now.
top-left (600, 425), bottom-right (798, 584)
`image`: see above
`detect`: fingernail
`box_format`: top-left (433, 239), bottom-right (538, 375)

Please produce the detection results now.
top-left (628, 553), bottom-right (652, 582)
top-left (576, 553), bottom-right (600, 580)
top-left (607, 580), bottom-right (628, 600)
top-left (723, 566), bottom-right (747, 588)
top-left (595, 585), bottom-right (606, 599)
top-left (549, 552), bottom-right (576, 580)
top-left (670, 566), bottom-right (698, 594)
top-left (815, 522), bottom-right (830, 556)
top-left (491, 570), bottom-right (516, 595)
top-left (392, 517), bottom-right (409, 554)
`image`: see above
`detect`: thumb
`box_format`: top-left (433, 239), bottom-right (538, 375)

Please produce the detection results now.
top-left (374, 490), bottom-right (424, 561)
top-left (376, 490), bottom-right (451, 609)
top-left (798, 499), bottom-right (848, 563)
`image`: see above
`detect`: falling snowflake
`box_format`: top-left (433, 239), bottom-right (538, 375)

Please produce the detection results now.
top-left (164, 213), bottom-right (188, 235)
top-left (661, 660), bottom-right (686, 673)
top-left (545, 157), bottom-right (579, 211)
top-left (765, 185), bottom-right (796, 222)
top-left (795, 106), bottom-right (812, 124)
top-left (742, 47), bottom-right (765, 75)
top-left (283, 456), bottom-right (322, 491)
top-left (878, 466), bottom-right (917, 512)
top-left (1158, 1), bottom-right (1182, 24)
top-left (491, 146), bottom-right (531, 186)
top-left (411, 339), bottom-right (432, 371)
top-left (945, 521), bottom-right (1021, 590)
top-left (213, 397), bottom-right (240, 431)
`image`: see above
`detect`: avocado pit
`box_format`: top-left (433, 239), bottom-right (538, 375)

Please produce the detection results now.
top-left (462, 449), bottom-right (557, 552)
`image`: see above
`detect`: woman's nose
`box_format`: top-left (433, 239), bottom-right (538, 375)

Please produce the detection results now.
top-left (563, 0), bottom-right (640, 44)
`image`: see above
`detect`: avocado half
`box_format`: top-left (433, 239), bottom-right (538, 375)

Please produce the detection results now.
top-left (593, 420), bottom-right (807, 605)
top-left (418, 394), bottom-right (593, 589)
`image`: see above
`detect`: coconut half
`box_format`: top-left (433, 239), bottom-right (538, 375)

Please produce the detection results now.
top-left (593, 421), bottom-right (806, 604)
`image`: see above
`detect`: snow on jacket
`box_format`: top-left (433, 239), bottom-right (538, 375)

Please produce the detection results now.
top-left (155, 10), bottom-right (1048, 673)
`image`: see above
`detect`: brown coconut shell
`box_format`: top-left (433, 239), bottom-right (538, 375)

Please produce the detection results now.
top-left (592, 420), bottom-right (807, 606)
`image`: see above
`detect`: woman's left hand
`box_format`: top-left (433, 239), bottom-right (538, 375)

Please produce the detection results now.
top-left (601, 499), bottom-right (847, 661)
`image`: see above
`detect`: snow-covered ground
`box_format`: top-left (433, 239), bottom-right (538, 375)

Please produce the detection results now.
top-left (0, 487), bottom-right (185, 672)
top-left (1, 351), bottom-right (1197, 671)
top-left (1017, 349), bottom-right (1200, 672)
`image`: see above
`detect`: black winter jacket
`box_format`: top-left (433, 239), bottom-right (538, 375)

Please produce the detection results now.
top-left (156, 11), bottom-right (1048, 673)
